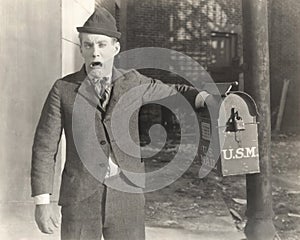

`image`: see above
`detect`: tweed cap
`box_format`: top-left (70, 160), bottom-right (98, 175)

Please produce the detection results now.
top-left (77, 7), bottom-right (121, 39)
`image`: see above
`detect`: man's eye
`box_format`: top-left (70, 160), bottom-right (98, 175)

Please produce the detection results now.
top-left (84, 44), bottom-right (92, 49)
top-left (99, 43), bottom-right (107, 48)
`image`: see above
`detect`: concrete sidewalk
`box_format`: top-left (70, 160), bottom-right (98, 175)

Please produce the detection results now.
top-left (145, 209), bottom-right (246, 240)
top-left (0, 223), bottom-right (245, 240)
top-left (0, 203), bottom-right (245, 240)
top-left (146, 226), bottom-right (245, 240)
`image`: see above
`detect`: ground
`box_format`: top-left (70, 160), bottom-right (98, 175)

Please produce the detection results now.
top-left (143, 133), bottom-right (300, 240)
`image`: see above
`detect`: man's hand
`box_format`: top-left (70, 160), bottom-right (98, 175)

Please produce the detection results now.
top-left (195, 91), bottom-right (210, 109)
top-left (204, 94), bottom-right (221, 108)
top-left (195, 92), bottom-right (221, 111)
top-left (35, 204), bottom-right (59, 234)
top-left (203, 94), bottom-right (222, 118)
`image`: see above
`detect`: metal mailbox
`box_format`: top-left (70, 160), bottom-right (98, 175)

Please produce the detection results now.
top-left (199, 83), bottom-right (260, 176)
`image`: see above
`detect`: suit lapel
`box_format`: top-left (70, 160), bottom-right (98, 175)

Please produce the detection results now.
top-left (76, 66), bottom-right (130, 118)
top-left (76, 66), bottom-right (100, 109)
top-left (104, 68), bottom-right (127, 118)
top-left (74, 65), bottom-right (88, 84)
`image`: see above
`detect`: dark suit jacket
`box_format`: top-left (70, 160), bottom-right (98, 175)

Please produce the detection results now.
top-left (31, 66), bottom-right (200, 206)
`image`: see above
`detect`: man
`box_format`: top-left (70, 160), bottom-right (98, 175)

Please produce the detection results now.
top-left (31, 7), bottom-right (209, 240)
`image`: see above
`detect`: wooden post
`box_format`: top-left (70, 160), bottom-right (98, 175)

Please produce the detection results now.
top-left (275, 79), bottom-right (290, 132)
top-left (242, 0), bottom-right (276, 239)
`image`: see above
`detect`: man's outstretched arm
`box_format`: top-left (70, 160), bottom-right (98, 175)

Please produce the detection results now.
top-left (134, 70), bottom-right (210, 109)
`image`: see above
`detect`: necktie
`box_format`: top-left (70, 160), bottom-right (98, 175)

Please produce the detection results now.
top-left (92, 77), bottom-right (111, 109)
top-left (100, 86), bottom-right (112, 109)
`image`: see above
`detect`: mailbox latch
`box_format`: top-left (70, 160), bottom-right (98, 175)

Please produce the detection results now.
top-left (226, 108), bottom-right (246, 132)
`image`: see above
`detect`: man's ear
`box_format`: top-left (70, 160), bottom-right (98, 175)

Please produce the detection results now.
top-left (114, 42), bottom-right (121, 56)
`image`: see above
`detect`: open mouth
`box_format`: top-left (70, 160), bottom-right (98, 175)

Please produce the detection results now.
top-left (90, 62), bottom-right (103, 68)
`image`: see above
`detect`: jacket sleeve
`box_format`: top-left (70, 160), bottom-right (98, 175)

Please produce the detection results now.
top-left (135, 70), bottom-right (200, 108)
top-left (31, 80), bottom-right (63, 197)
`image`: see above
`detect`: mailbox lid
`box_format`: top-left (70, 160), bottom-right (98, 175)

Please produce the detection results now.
top-left (218, 92), bottom-right (259, 127)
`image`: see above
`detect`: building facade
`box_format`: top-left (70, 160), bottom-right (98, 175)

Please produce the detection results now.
top-left (99, 0), bottom-right (300, 132)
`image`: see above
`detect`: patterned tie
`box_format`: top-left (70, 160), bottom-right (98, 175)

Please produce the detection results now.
top-left (92, 77), bottom-right (112, 109)
top-left (100, 85), bottom-right (112, 109)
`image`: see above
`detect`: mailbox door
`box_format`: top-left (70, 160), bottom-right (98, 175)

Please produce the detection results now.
top-left (218, 124), bottom-right (260, 176)
top-left (218, 93), bottom-right (260, 176)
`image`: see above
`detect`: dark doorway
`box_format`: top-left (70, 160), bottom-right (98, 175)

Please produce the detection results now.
top-left (208, 31), bottom-right (241, 84)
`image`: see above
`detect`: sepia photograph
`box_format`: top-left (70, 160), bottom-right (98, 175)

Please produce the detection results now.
top-left (0, 0), bottom-right (299, 239)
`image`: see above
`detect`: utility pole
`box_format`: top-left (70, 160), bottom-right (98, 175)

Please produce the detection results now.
top-left (242, 0), bottom-right (276, 239)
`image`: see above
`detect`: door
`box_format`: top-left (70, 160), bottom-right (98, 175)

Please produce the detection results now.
top-left (208, 31), bottom-right (241, 85)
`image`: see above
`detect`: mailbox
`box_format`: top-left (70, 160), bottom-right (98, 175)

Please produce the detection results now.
top-left (199, 83), bottom-right (260, 176)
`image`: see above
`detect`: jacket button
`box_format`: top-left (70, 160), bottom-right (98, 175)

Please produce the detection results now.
top-left (99, 163), bottom-right (106, 168)
top-left (100, 140), bottom-right (106, 145)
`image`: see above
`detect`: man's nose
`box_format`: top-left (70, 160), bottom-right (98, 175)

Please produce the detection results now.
top-left (92, 46), bottom-right (101, 58)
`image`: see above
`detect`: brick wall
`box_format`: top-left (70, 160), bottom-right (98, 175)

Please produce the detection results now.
top-left (126, 0), bottom-right (243, 81)
top-left (95, 0), bottom-right (300, 131)
top-left (126, 0), bottom-right (243, 136)
top-left (268, 0), bottom-right (300, 131)
top-left (126, 0), bottom-right (300, 131)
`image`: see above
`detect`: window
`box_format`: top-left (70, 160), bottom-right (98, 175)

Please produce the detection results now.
top-left (210, 32), bottom-right (238, 67)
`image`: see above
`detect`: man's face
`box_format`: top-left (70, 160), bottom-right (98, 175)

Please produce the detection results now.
top-left (80, 33), bottom-right (120, 77)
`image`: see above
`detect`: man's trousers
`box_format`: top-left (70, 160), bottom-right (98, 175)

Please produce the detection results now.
top-left (61, 185), bottom-right (145, 240)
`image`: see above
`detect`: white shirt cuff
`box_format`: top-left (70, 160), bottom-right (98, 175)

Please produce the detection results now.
top-left (34, 194), bottom-right (50, 205)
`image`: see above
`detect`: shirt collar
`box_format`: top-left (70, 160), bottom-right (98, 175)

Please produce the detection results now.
top-left (106, 72), bottom-right (113, 84)
top-left (86, 71), bottom-right (113, 86)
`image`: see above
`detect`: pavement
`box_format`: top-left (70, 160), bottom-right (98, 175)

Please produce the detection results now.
top-left (146, 226), bottom-right (245, 240)
top-left (0, 223), bottom-right (245, 240)
top-left (0, 201), bottom-right (245, 240)
top-left (272, 174), bottom-right (300, 190)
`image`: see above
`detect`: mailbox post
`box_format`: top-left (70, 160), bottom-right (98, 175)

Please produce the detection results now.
top-left (242, 0), bottom-right (276, 239)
